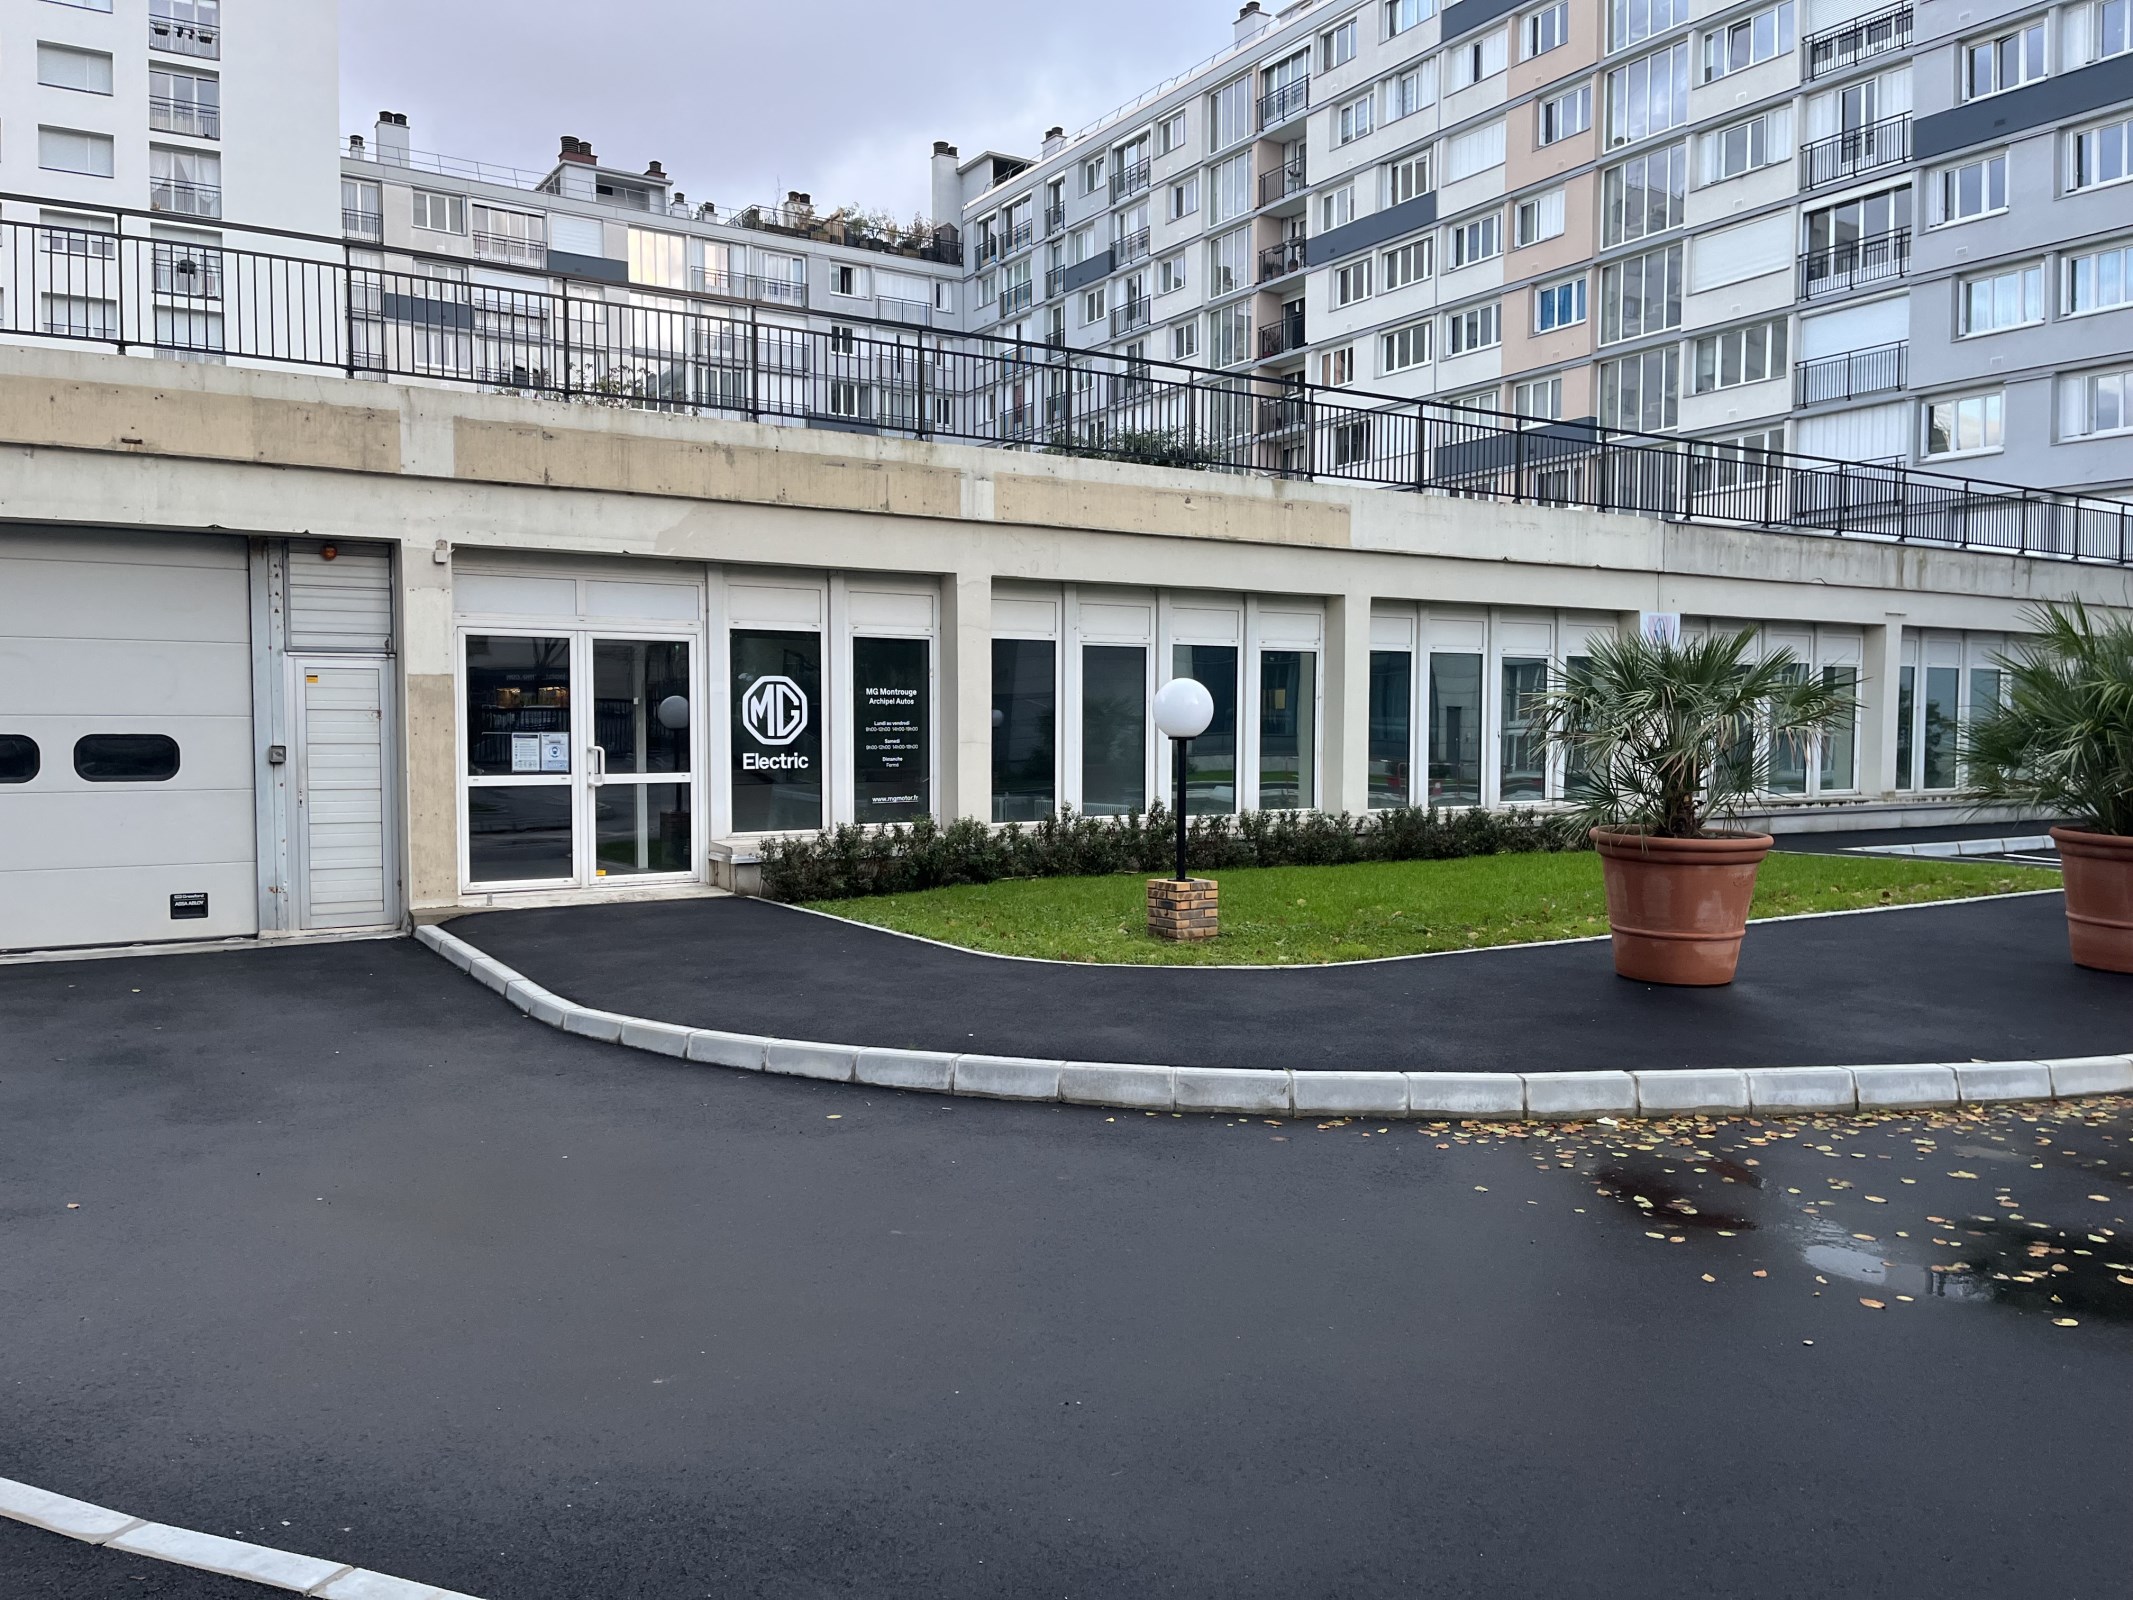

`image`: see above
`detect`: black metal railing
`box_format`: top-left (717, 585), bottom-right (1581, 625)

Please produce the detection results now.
top-left (1110, 160), bottom-right (1152, 202)
top-left (342, 207), bottom-right (383, 240)
top-left (1259, 80), bottom-right (1310, 129)
top-left (1796, 342), bottom-right (1907, 407)
top-left (1006, 219), bottom-right (1035, 254)
top-left (3, 192), bottom-right (2129, 566)
top-left (149, 95), bottom-right (220, 140)
top-left (149, 0), bottom-right (219, 60)
top-left (1110, 298), bottom-right (1151, 338)
top-left (691, 267), bottom-right (808, 305)
top-left (1114, 227), bottom-right (1151, 265)
top-left (1259, 156), bottom-right (1308, 208)
top-left (1259, 238), bottom-right (1308, 282)
top-left (1800, 228), bottom-right (1910, 298)
top-left (1800, 116), bottom-right (1912, 190)
top-left (977, 233), bottom-right (1003, 265)
top-left (473, 230), bottom-right (546, 267)
top-left (1803, 2), bottom-right (1911, 80)
top-left (998, 280), bottom-right (1034, 319)
top-left (149, 180), bottom-right (222, 220)
top-left (1259, 314), bottom-right (1306, 359)
top-left (1044, 204), bottom-right (1065, 236)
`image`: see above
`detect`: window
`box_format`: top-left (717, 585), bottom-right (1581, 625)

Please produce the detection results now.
top-left (1601, 143), bottom-right (1686, 243)
top-left (2063, 240), bottom-right (2133, 314)
top-left (1598, 243), bottom-right (1682, 342)
top-left (1320, 185), bottom-right (1356, 231)
top-left (1158, 253), bottom-right (1188, 294)
top-left (1501, 656), bottom-right (1550, 801)
top-left (628, 227), bottom-right (686, 288)
top-left (1930, 152), bottom-right (2008, 223)
top-left (1338, 94), bottom-right (1376, 144)
top-left (992, 639), bottom-right (1056, 822)
top-left (1382, 236), bottom-right (1434, 289)
top-left (1069, 226), bottom-right (1095, 265)
top-left (0, 736), bottom-right (37, 785)
top-left (1334, 260), bottom-right (1373, 306)
top-left (74, 734), bottom-right (180, 782)
top-left (1082, 287), bottom-right (1107, 324)
top-left (1445, 121), bottom-right (1508, 180)
top-left (149, 145), bottom-right (218, 216)
top-left (1692, 319), bottom-right (1788, 390)
top-left (1963, 20), bottom-right (2047, 99)
top-left (1538, 85), bottom-right (1592, 145)
top-left (1207, 228), bottom-right (1250, 295)
top-left (1321, 346), bottom-right (1357, 386)
top-left (1155, 111), bottom-right (1188, 156)
top-left (827, 379), bottom-right (871, 420)
top-left (1173, 644), bottom-right (1240, 813)
top-left (1081, 645), bottom-right (1148, 816)
top-left (38, 210), bottom-right (114, 258)
top-left (1428, 653), bottom-right (1483, 805)
top-left (150, 65), bottom-right (220, 138)
top-left (1449, 212), bottom-right (1503, 267)
top-left (1515, 188), bottom-right (1566, 245)
top-left (1513, 375), bottom-right (1564, 418)
top-left (1704, 2), bottom-right (1795, 80)
top-left (2060, 365), bottom-right (2133, 436)
top-left (1385, 151), bottom-right (1434, 205)
top-left (1369, 651), bottom-right (1413, 809)
top-left (1385, 64), bottom-right (1436, 121)
top-left (38, 43), bottom-right (113, 93)
top-left (2098, 0), bottom-right (2132, 60)
top-left (1610, 0), bottom-right (1687, 52)
top-left (1534, 276), bottom-right (1587, 330)
top-left (1208, 76), bottom-right (1254, 151)
top-left (1599, 347), bottom-right (1680, 429)
top-left (1605, 42), bottom-right (1690, 146)
top-left (1702, 111), bottom-right (1788, 182)
top-left (1259, 650), bottom-right (1318, 808)
top-left (1696, 426), bottom-right (1787, 489)
top-left (1083, 156), bottom-right (1106, 195)
top-left (1323, 18), bottom-right (1358, 69)
top-left (2069, 115), bottom-right (2133, 189)
top-left (1168, 175), bottom-right (1199, 220)
top-left (412, 189), bottom-right (467, 233)
top-left (1382, 318), bottom-right (1433, 372)
top-left (829, 262), bottom-right (868, 298)
top-left (1209, 301), bottom-right (1252, 366)
top-left (1924, 390), bottom-right (2004, 456)
top-left (38, 127), bottom-right (115, 177)
top-left (1959, 263), bottom-right (2043, 334)
top-left (1170, 320), bottom-right (1199, 361)
top-left (42, 293), bottom-right (117, 337)
top-left (1526, 0), bottom-right (1570, 58)
top-left (1386, 0), bottom-right (1435, 37)
top-left (1208, 152), bottom-right (1252, 223)
top-left (1450, 31), bottom-right (1509, 90)
top-left (1446, 302), bottom-right (1502, 354)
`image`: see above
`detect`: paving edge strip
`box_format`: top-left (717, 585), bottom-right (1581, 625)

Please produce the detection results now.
top-left (417, 925), bottom-right (2133, 1122)
top-left (0, 1474), bottom-right (483, 1599)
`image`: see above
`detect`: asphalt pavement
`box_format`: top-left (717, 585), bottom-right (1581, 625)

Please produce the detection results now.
top-left (1, 938), bottom-right (2129, 1599)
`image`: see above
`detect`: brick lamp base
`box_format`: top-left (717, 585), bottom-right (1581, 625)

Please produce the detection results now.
top-left (1147, 877), bottom-right (1219, 942)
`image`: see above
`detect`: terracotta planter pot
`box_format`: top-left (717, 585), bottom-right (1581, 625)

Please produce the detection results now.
top-left (2050, 827), bottom-right (2133, 973)
top-left (1592, 828), bottom-right (1775, 987)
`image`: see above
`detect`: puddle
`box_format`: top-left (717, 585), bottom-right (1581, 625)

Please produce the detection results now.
top-left (1591, 1158), bottom-right (1759, 1233)
top-left (1922, 1217), bottom-right (2133, 1322)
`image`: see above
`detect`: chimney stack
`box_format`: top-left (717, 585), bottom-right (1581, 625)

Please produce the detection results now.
top-left (554, 136), bottom-right (596, 200)
top-left (930, 140), bottom-right (962, 231)
top-left (1234, 2), bottom-right (1271, 46)
top-left (374, 111), bottom-right (410, 164)
top-left (1041, 126), bottom-right (1066, 157)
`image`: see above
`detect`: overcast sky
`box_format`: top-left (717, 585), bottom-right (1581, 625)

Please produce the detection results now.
top-left (342, 2), bottom-right (1235, 221)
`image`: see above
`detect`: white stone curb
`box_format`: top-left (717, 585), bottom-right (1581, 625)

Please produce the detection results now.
top-left (0, 1473), bottom-right (483, 1598)
top-left (415, 923), bottom-right (2133, 1124)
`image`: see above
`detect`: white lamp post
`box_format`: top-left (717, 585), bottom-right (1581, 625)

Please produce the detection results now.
top-left (1153, 677), bottom-right (1214, 882)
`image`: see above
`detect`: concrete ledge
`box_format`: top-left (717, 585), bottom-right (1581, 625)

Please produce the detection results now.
top-left (684, 1029), bottom-right (766, 1070)
top-left (1852, 1064), bottom-right (1961, 1109)
top-left (1174, 1066), bottom-right (1292, 1115)
top-left (764, 1040), bottom-right (858, 1082)
top-left (953, 1054), bottom-right (1065, 1101)
top-left (1745, 1066), bottom-right (1858, 1112)
top-left (1060, 1062), bottom-right (1175, 1110)
top-left (1955, 1061), bottom-right (2054, 1103)
top-left (618, 1018), bottom-right (695, 1059)
top-left (1292, 1072), bottom-right (1410, 1117)
top-left (106, 1523), bottom-right (348, 1591)
top-left (1407, 1072), bottom-right (1527, 1119)
top-left (1525, 1071), bottom-right (1637, 1119)
top-left (2046, 1054), bottom-right (2133, 1097)
top-left (1634, 1069), bottom-right (1750, 1116)
top-left (855, 1047), bottom-right (958, 1093)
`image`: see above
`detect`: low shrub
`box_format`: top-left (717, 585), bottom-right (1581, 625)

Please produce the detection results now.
top-left (759, 804), bottom-right (1581, 902)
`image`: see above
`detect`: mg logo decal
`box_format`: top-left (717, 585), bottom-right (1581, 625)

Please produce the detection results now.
top-left (741, 675), bottom-right (809, 747)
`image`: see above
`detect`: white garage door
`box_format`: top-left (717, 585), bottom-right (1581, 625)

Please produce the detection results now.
top-left (0, 531), bottom-right (259, 952)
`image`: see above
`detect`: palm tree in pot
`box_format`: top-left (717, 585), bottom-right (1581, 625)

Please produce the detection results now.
top-left (1534, 627), bottom-right (1854, 986)
top-left (1962, 600), bottom-right (2133, 973)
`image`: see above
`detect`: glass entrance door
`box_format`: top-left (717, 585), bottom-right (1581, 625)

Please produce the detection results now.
top-left (588, 638), bottom-right (693, 880)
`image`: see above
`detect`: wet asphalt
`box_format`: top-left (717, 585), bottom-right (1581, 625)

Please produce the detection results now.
top-left (0, 938), bottom-right (2129, 1600)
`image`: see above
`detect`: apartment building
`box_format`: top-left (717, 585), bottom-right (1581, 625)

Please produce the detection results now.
top-left (948, 0), bottom-right (2133, 496)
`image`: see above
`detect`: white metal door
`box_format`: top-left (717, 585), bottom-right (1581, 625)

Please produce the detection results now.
top-left (291, 659), bottom-right (397, 929)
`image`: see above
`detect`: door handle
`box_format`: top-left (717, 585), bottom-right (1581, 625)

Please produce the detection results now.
top-left (588, 745), bottom-right (606, 786)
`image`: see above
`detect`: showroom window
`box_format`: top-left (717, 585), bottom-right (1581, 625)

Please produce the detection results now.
top-left (1428, 653), bottom-right (1483, 805)
top-left (1173, 643), bottom-right (1240, 814)
top-left (732, 630), bottom-right (824, 833)
top-left (1081, 644), bottom-right (1148, 816)
top-left (1369, 651), bottom-right (1412, 809)
top-left (1259, 649), bottom-right (1317, 809)
top-left (852, 636), bottom-right (931, 825)
top-left (992, 638), bottom-right (1058, 822)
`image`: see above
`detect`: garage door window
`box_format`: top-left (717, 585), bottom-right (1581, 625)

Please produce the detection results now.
top-left (74, 734), bottom-right (180, 782)
top-left (0, 735), bottom-right (37, 783)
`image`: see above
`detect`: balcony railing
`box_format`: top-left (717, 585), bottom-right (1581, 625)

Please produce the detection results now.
top-left (149, 9), bottom-right (220, 60)
top-left (1110, 298), bottom-right (1151, 338)
top-left (1802, 2), bottom-right (1911, 81)
top-left (691, 267), bottom-right (808, 305)
top-left (149, 180), bottom-right (222, 220)
top-left (998, 280), bottom-right (1034, 320)
top-left (1006, 219), bottom-right (1035, 254)
top-left (1800, 227), bottom-right (1909, 298)
top-left (474, 230), bottom-right (547, 267)
top-left (1110, 160), bottom-right (1152, 202)
top-left (1044, 204), bottom-right (1065, 236)
top-left (1800, 115), bottom-right (1912, 190)
top-left (149, 95), bottom-right (220, 140)
top-left (1796, 342), bottom-right (1907, 407)
top-left (1259, 314), bottom-right (1306, 359)
top-left (1259, 237), bottom-right (1308, 282)
top-left (1259, 156), bottom-right (1308, 209)
top-left (1259, 79), bottom-right (1310, 130)
top-left (977, 233), bottom-right (1003, 265)
top-left (342, 208), bottom-right (383, 240)
top-left (1113, 227), bottom-right (1151, 266)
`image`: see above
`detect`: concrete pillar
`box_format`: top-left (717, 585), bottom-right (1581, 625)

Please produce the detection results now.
top-left (397, 540), bottom-right (458, 912)
top-left (939, 567), bottom-right (992, 822)
top-left (1859, 621), bottom-right (1903, 798)
top-left (1322, 591), bottom-right (1374, 815)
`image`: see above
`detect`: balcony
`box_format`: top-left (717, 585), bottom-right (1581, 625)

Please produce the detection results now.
top-left (474, 230), bottom-right (547, 267)
top-left (977, 232), bottom-right (1003, 265)
top-left (150, 179), bottom-right (222, 220)
top-left (1259, 156), bottom-right (1308, 209)
top-left (149, 95), bottom-right (219, 140)
top-left (1795, 342), bottom-right (1907, 407)
top-left (152, 246), bottom-right (222, 300)
top-left (1800, 228), bottom-right (1909, 298)
top-left (1257, 393), bottom-right (1307, 435)
top-left (149, 1), bottom-right (220, 60)
top-left (1007, 219), bottom-right (1035, 254)
top-left (1110, 298), bottom-right (1151, 338)
top-left (1259, 237), bottom-right (1308, 283)
top-left (1110, 160), bottom-right (1152, 202)
top-left (999, 280), bottom-right (1035, 320)
top-left (1799, 115), bottom-right (1912, 190)
top-left (1259, 312), bottom-right (1306, 359)
top-left (342, 207), bottom-right (383, 241)
top-left (1113, 226), bottom-right (1151, 266)
top-left (1259, 79), bottom-right (1309, 130)
top-left (1044, 204), bottom-right (1065, 236)
top-left (1802, 3), bottom-right (1911, 81)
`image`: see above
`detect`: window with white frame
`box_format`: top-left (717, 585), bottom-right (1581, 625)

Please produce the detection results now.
top-left (1513, 374), bottom-right (1565, 418)
top-left (1703, 1), bottom-right (1794, 80)
top-left (1385, 151), bottom-right (1434, 204)
top-left (1701, 109), bottom-right (1789, 181)
top-left (1962, 19), bottom-right (2047, 99)
top-left (1444, 387), bottom-right (1502, 413)
top-left (1538, 84), bottom-right (1593, 144)
top-left (38, 127), bottom-right (115, 177)
top-left (1324, 17), bottom-right (1359, 69)
top-left (1334, 259), bottom-right (1374, 306)
top-left (411, 188), bottom-right (466, 233)
top-left (38, 43), bottom-right (114, 93)
top-left (1082, 287), bottom-right (1107, 324)
top-left (1209, 76), bottom-right (1254, 151)
top-left (1449, 212), bottom-right (1503, 268)
top-left (1599, 346), bottom-right (1680, 429)
top-left (1156, 111), bottom-right (1188, 155)
top-left (1605, 42), bottom-right (1689, 145)
top-left (1599, 243), bottom-right (1682, 342)
top-left (1930, 152), bottom-right (2008, 223)
top-left (1692, 318), bottom-right (1787, 391)
top-left (1168, 176), bottom-right (1199, 221)
top-left (1384, 62), bottom-right (1437, 120)
top-left (1158, 253), bottom-right (1188, 294)
top-left (1694, 427), bottom-right (1788, 489)
top-left (1533, 276), bottom-right (1587, 331)
top-left (1923, 389), bottom-right (2004, 456)
top-left (1207, 228), bottom-right (1251, 295)
top-left (1601, 142), bottom-right (1686, 243)
top-left (1321, 185), bottom-right (1356, 231)
top-left (1069, 226), bottom-right (1095, 264)
top-left (1525, 0), bottom-right (1570, 58)
top-left (1446, 302), bottom-right (1503, 354)
top-left (1381, 318), bottom-right (1434, 372)
top-left (1321, 345), bottom-right (1357, 386)
top-left (1609, 0), bottom-right (1686, 52)
top-left (1450, 30), bottom-right (1510, 89)
top-left (2060, 364), bottom-right (2133, 436)
top-left (2063, 239), bottom-right (2133, 314)
top-left (1382, 236), bottom-right (1434, 289)
top-left (1338, 93), bottom-right (1376, 144)
top-left (1171, 320), bottom-right (1199, 361)
top-left (2069, 115), bottom-right (2133, 189)
top-left (1514, 188), bottom-right (1567, 246)
top-left (1206, 153), bottom-right (1250, 223)
top-left (1446, 120), bottom-right (1508, 179)
top-left (1959, 263), bottom-right (2043, 334)
top-left (1386, 0), bottom-right (1436, 37)
top-left (2096, 0), bottom-right (2131, 60)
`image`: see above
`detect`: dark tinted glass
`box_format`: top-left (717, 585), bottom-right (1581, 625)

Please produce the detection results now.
top-left (0, 735), bottom-right (38, 784)
top-left (74, 734), bottom-right (180, 782)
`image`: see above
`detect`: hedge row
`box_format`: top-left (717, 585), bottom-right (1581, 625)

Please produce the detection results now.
top-left (758, 805), bottom-right (1581, 902)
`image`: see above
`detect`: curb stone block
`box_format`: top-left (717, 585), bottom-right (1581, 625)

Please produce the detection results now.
top-left (106, 1525), bottom-right (346, 1591)
top-left (1851, 1063), bottom-right (1959, 1109)
top-left (618, 1018), bottom-right (695, 1058)
top-left (319, 1570), bottom-right (486, 1600)
top-left (1744, 1067), bottom-right (1857, 1112)
top-left (0, 1476), bottom-right (136, 1542)
top-left (504, 981), bottom-right (567, 1028)
top-left (560, 1007), bottom-right (628, 1044)
top-left (1059, 1063), bottom-right (1175, 1110)
top-left (1634, 1069), bottom-right (1749, 1116)
top-left (1523, 1071), bottom-right (1637, 1119)
top-left (764, 1041), bottom-right (857, 1082)
top-left (465, 955), bottom-right (515, 995)
top-left (1955, 1062), bottom-right (2054, 1104)
top-left (684, 1030), bottom-right (766, 1071)
top-left (953, 1055), bottom-right (1065, 1101)
top-left (417, 927), bottom-right (471, 971)
top-left (1290, 1072), bottom-right (1409, 1117)
top-left (1173, 1066), bottom-right (1291, 1115)
top-left (2046, 1054), bottom-right (2133, 1097)
top-left (855, 1048), bottom-right (958, 1093)
top-left (1406, 1073), bottom-right (1526, 1119)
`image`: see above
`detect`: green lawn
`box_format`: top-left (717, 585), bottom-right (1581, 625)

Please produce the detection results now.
top-left (805, 851), bottom-right (2060, 967)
